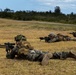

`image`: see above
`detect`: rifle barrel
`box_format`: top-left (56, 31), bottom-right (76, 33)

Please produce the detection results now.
top-left (0, 45), bottom-right (5, 48)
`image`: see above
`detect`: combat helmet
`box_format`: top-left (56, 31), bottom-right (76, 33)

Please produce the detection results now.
top-left (15, 34), bottom-right (27, 41)
top-left (48, 33), bottom-right (56, 37)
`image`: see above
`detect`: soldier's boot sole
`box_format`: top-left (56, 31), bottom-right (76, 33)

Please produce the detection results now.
top-left (41, 53), bottom-right (53, 66)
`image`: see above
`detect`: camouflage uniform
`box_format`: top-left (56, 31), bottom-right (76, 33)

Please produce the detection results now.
top-left (6, 35), bottom-right (47, 62)
top-left (47, 33), bottom-right (76, 43)
top-left (47, 33), bottom-right (60, 43)
top-left (52, 51), bottom-right (76, 59)
top-left (6, 34), bottom-right (76, 65)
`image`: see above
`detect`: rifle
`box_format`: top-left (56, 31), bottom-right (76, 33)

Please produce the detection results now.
top-left (0, 42), bottom-right (15, 53)
top-left (39, 36), bottom-right (51, 42)
top-left (39, 37), bottom-right (45, 41)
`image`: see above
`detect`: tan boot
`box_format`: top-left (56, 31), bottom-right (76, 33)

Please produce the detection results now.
top-left (41, 53), bottom-right (53, 65)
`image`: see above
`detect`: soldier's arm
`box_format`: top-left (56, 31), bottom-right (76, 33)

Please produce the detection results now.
top-left (48, 38), bottom-right (58, 43)
top-left (24, 42), bottom-right (34, 50)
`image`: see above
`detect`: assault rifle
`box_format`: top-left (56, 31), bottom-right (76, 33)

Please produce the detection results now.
top-left (0, 42), bottom-right (15, 53)
top-left (39, 36), bottom-right (50, 42)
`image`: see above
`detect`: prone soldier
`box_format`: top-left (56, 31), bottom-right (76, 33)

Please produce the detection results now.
top-left (40, 33), bottom-right (76, 43)
top-left (6, 34), bottom-right (76, 65)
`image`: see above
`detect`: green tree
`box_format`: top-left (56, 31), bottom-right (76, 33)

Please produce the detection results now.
top-left (54, 6), bottom-right (61, 14)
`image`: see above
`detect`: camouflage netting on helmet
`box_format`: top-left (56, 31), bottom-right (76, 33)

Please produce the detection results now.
top-left (15, 34), bottom-right (27, 41)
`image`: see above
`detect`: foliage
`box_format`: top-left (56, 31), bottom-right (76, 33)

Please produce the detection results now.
top-left (0, 6), bottom-right (76, 24)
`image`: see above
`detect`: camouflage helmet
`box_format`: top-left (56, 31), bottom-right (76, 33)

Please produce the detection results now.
top-left (15, 34), bottom-right (27, 41)
top-left (48, 33), bottom-right (56, 37)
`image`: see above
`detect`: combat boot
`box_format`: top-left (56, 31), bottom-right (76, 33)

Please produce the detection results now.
top-left (41, 53), bottom-right (53, 65)
top-left (68, 51), bottom-right (76, 59)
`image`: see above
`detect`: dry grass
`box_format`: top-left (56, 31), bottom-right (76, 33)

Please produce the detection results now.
top-left (0, 18), bottom-right (76, 75)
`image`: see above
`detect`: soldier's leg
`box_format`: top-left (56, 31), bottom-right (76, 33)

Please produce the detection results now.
top-left (70, 38), bottom-right (76, 41)
top-left (39, 51), bottom-right (68, 65)
top-left (68, 51), bottom-right (76, 59)
top-left (25, 53), bottom-right (36, 61)
top-left (52, 52), bottom-right (70, 59)
top-left (40, 51), bottom-right (76, 65)
top-left (25, 50), bottom-right (44, 61)
top-left (41, 53), bottom-right (53, 65)
top-left (52, 51), bottom-right (76, 60)
top-left (34, 50), bottom-right (49, 62)
top-left (25, 51), bottom-right (46, 62)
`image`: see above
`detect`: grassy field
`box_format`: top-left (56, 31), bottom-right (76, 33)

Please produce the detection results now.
top-left (0, 18), bottom-right (76, 75)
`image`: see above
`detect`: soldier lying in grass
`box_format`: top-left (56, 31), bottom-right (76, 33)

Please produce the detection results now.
top-left (39, 33), bottom-right (76, 43)
top-left (6, 34), bottom-right (76, 65)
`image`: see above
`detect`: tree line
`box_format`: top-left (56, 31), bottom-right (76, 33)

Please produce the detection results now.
top-left (0, 6), bottom-right (76, 24)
